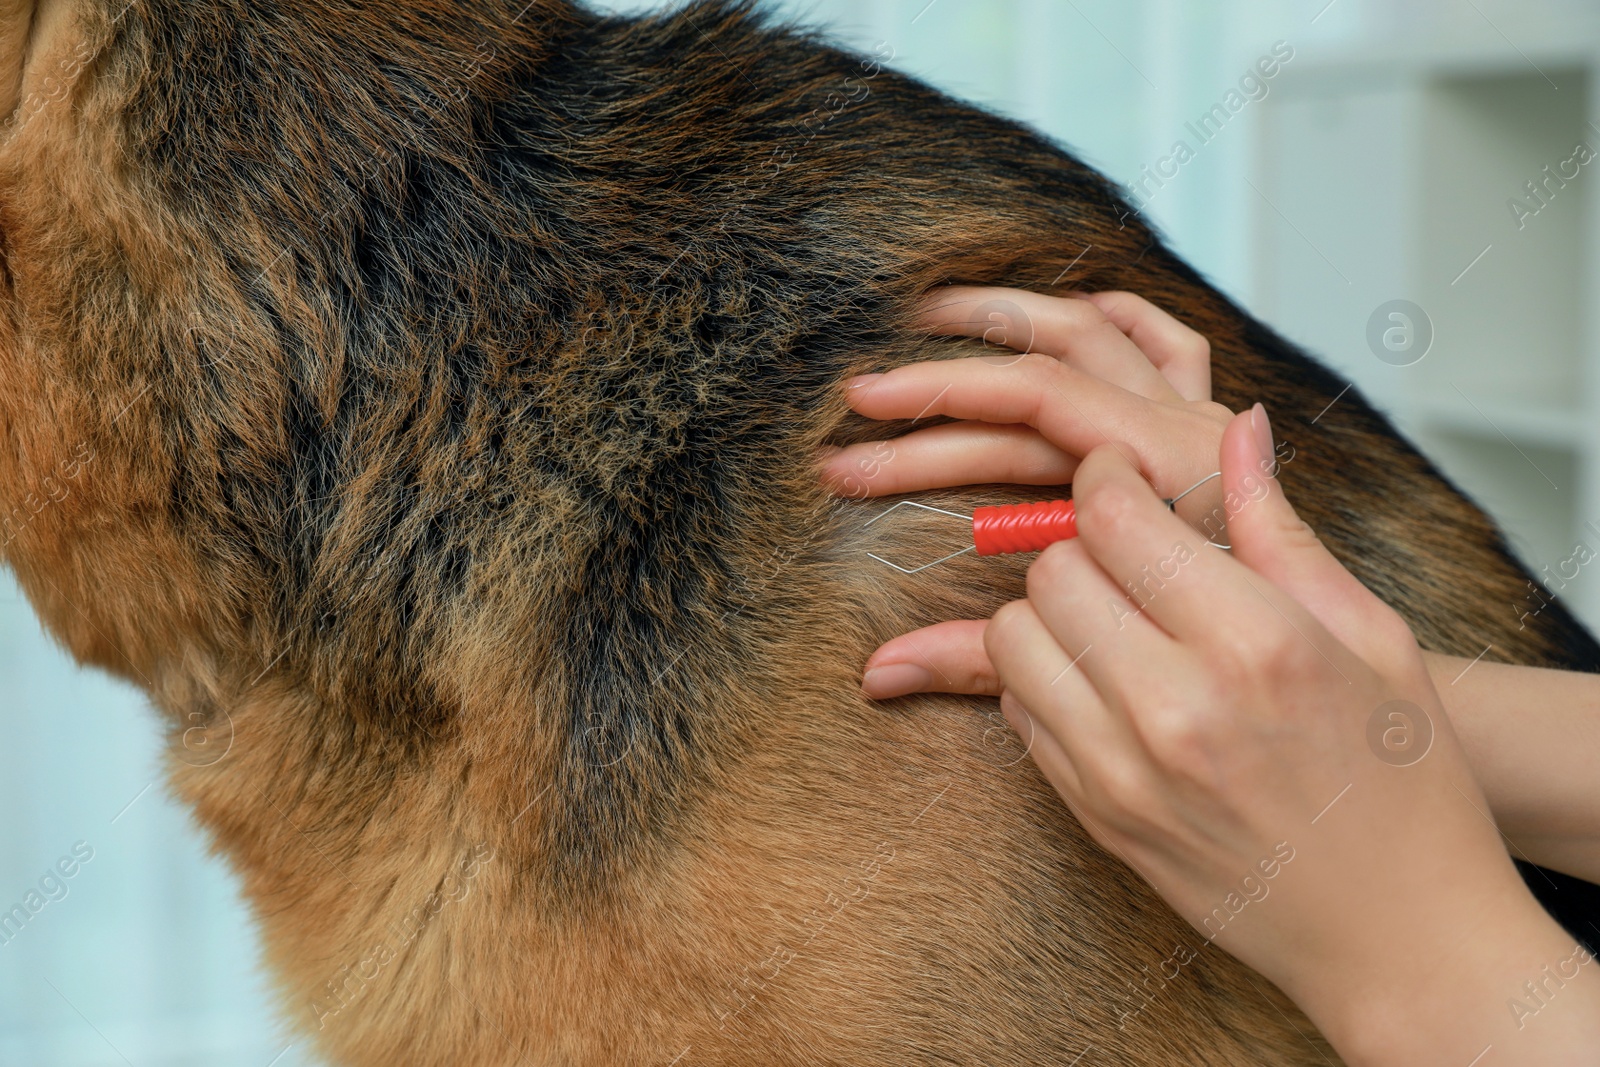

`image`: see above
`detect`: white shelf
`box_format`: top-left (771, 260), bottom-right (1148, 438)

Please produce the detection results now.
top-left (1254, 34), bottom-right (1600, 633)
top-left (1290, 39), bottom-right (1597, 84)
top-left (1404, 396), bottom-right (1589, 451)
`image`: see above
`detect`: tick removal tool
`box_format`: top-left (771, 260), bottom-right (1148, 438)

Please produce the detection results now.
top-left (865, 471), bottom-right (1226, 575)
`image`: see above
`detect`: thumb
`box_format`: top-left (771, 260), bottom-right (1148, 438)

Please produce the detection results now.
top-left (1221, 404), bottom-right (1385, 650)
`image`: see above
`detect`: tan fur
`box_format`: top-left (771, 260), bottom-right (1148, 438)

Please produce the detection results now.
top-left (0, 2), bottom-right (1594, 1064)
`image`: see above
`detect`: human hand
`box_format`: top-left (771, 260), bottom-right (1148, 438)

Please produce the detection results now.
top-left (961, 409), bottom-right (1600, 1063)
top-left (1417, 649), bottom-right (1600, 886)
top-left (825, 287), bottom-right (1252, 700)
top-left (822, 286), bottom-right (1232, 510)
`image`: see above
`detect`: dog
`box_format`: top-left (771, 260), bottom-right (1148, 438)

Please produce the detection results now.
top-left (1, 0), bottom-right (1595, 1063)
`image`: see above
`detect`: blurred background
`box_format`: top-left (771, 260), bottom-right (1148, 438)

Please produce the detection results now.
top-left (3, 0), bottom-right (1597, 1062)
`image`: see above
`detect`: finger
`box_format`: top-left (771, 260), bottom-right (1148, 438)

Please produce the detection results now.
top-left (1221, 405), bottom-right (1409, 665)
top-left (1021, 536), bottom-right (1177, 708)
top-left (915, 286), bottom-right (1181, 402)
top-left (996, 696), bottom-right (1158, 868)
top-left (845, 355), bottom-right (1197, 492)
top-left (998, 690), bottom-right (1085, 804)
top-left (1082, 291), bottom-right (1212, 402)
top-left (862, 620), bottom-right (998, 699)
top-left (822, 422), bottom-right (1077, 498)
top-left (1070, 441), bottom-right (1262, 641)
top-left (985, 596), bottom-right (1145, 779)
top-left (1075, 436), bottom-right (1367, 682)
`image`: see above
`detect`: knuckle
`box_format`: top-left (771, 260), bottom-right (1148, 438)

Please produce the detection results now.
top-left (988, 599), bottom-right (1033, 644)
top-left (1086, 318), bottom-right (1130, 352)
top-left (1255, 622), bottom-right (1307, 672)
top-left (1190, 669), bottom-right (1240, 720)
top-left (1207, 621), bottom-right (1283, 681)
top-left (1074, 477), bottom-right (1142, 537)
top-left (1166, 315), bottom-right (1209, 356)
top-left (1037, 297), bottom-right (1110, 350)
top-left (1026, 539), bottom-right (1079, 595)
top-left (1138, 705), bottom-right (1219, 776)
top-left (1089, 290), bottom-right (1139, 323)
top-left (1195, 400), bottom-right (1234, 427)
top-left (1268, 636), bottom-right (1325, 691)
top-left (1016, 348), bottom-right (1062, 372)
top-left (1279, 517), bottom-right (1324, 550)
top-left (979, 301), bottom-right (1035, 352)
top-left (1015, 350), bottom-right (1064, 386)
top-left (1067, 299), bottom-right (1112, 331)
top-left (1085, 758), bottom-right (1154, 820)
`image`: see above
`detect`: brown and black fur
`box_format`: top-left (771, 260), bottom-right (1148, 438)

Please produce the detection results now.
top-left (1, 0), bottom-right (1596, 1063)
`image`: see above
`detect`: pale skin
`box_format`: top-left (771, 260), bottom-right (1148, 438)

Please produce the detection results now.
top-left (822, 287), bottom-right (1600, 1065)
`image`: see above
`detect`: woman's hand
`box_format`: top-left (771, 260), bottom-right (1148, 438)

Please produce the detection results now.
top-left (1417, 650), bottom-right (1600, 885)
top-left (832, 286), bottom-right (1600, 1060)
top-left (823, 286), bottom-right (1238, 701)
top-left (841, 286), bottom-right (1600, 905)
top-left (822, 285), bottom-right (1231, 508)
top-left (987, 410), bottom-right (1600, 1064)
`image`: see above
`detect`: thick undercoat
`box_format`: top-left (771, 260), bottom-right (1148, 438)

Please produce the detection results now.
top-left (0, 2), bottom-right (1595, 1064)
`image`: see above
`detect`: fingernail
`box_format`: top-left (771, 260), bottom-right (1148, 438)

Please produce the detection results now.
top-left (847, 374), bottom-right (884, 391)
top-left (862, 663), bottom-right (933, 699)
top-left (1250, 403), bottom-right (1274, 467)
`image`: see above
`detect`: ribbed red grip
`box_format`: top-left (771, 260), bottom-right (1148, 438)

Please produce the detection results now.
top-left (972, 499), bottom-right (1077, 556)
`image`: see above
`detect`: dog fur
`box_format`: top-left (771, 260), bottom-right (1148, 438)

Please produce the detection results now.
top-left (1, 1), bottom-right (1597, 1063)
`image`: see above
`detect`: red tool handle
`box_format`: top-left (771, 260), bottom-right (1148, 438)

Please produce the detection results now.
top-left (972, 499), bottom-right (1077, 556)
